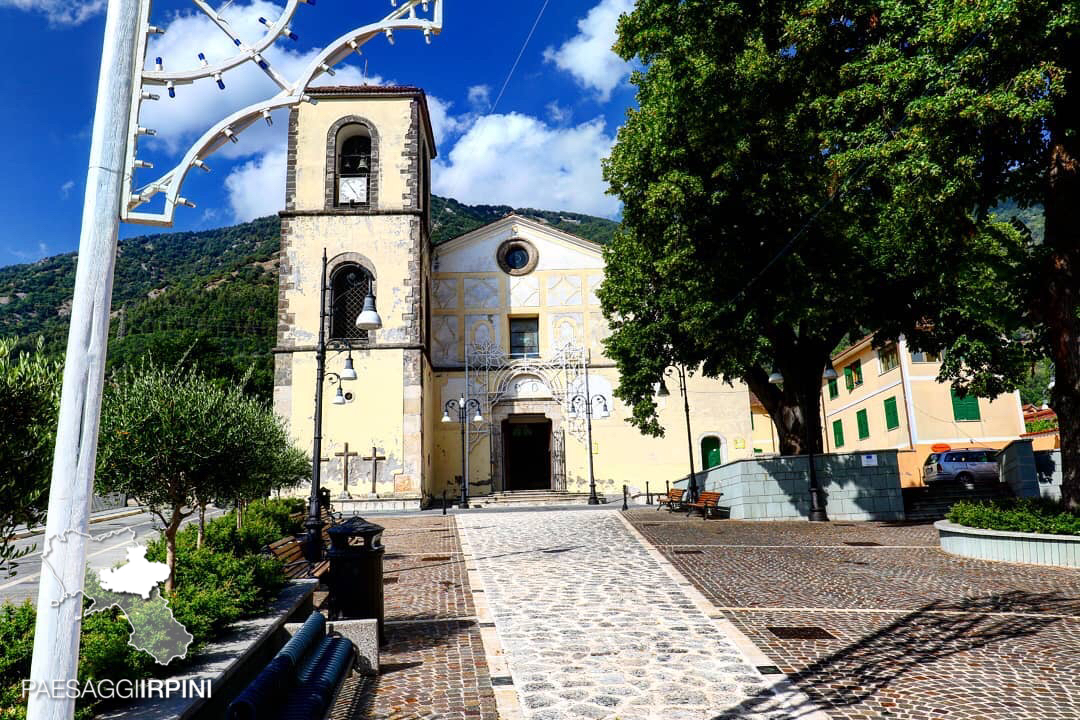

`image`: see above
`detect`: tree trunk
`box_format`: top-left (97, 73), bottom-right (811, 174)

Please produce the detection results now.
top-left (163, 509), bottom-right (183, 593)
top-left (197, 502), bottom-right (206, 550)
top-left (1039, 50), bottom-right (1080, 509)
top-left (746, 363), bottom-right (826, 456)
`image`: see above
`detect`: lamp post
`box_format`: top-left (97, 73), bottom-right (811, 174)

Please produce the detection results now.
top-left (442, 396), bottom-right (483, 508)
top-left (657, 363), bottom-right (698, 503)
top-left (305, 249), bottom-right (381, 562)
top-left (768, 364), bottom-right (831, 522)
top-left (569, 361), bottom-right (608, 505)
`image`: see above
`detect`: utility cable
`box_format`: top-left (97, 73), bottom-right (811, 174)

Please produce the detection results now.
top-left (490, 0), bottom-right (551, 114)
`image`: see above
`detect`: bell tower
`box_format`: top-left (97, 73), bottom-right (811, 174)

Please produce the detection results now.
top-left (274, 86), bottom-right (436, 500)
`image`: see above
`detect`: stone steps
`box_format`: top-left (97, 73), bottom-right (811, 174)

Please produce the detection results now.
top-left (471, 490), bottom-right (608, 507)
top-left (902, 481), bottom-right (1013, 521)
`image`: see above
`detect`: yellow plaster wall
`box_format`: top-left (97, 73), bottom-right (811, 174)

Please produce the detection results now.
top-left (293, 96), bottom-right (414, 212)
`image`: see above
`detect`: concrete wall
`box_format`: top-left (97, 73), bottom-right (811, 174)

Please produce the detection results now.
top-left (676, 450), bottom-right (904, 521)
top-left (999, 440), bottom-right (1064, 501)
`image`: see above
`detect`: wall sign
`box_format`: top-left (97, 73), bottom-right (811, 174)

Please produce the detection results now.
top-left (861, 453), bottom-right (878, 467)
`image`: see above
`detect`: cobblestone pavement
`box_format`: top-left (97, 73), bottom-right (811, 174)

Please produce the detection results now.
top-left (332, 515), bottom-right (499, 720)
top-left (459, 509), bottom-right (816, 720)
top-left (627, 510), bottom-right (1080, 720)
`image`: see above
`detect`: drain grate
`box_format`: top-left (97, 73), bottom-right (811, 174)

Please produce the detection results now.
top-left (844, 541), bottom-right (882, 547)
top-left (491, 676), bottom-right (514, 687)
top-left (756, 665), bottom-right (784, 675)
top-left (542, 547), bottom-right (574, 554)
top-left (767, 626), bottom-right (837, 640)
top-left (421, 556), bottom-right (452, 562)
top-left (673, 549), bottom-right (704, 555)
top-left (383, 577), bottom-right (398, 585)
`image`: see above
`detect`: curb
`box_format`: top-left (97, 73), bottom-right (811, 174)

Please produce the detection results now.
top-left (12, 507), bottom-right (148, 541)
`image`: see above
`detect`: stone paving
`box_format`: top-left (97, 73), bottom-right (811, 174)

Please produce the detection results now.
top-left (332, 514), bottom-right (499, 720)
top-left (627, 510), bottom-right (1080, 720)
top-left (458, 509), bottom-right (814, 720)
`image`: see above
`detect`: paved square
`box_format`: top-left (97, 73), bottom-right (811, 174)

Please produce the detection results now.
top-left (459, 508), bottom-right (816, 720)
top-left (627, 510), bottom-right (1080, 720)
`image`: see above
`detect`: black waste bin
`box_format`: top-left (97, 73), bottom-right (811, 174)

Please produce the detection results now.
top-left (318, 487), bottom-right (331, 510)
top-left (325, 517), bottom-right (385, 643)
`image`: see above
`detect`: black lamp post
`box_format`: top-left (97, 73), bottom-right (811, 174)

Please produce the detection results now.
top-left (768, 365), bottom-right (830, 522)
top-left (442, 396), bottom-right (483, 509)
top-left (657, 364), bottom-right (699, 503)
top-left (304, 249), bottom-right (381, 563)
top-left (569, 361), bottom-right (608, 505)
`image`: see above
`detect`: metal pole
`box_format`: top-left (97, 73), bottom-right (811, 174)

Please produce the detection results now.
top-left (584, 361), bottom-right (599, 505)
top-left (304, 250), bottom-right (328, 562)
top-left (680, 365), bottom-right (699, 503)
top-left (807, 452), bottom-right (829, 521)
top-left (29, 2), bottom-right (141, 718)
top-left (459, 405), bottom-right (469, 508)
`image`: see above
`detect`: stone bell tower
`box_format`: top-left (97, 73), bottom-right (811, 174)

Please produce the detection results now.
top-left (274, 86), bottom-right (436, 500)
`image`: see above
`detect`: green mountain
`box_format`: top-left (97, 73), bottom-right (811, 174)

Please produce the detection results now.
top-left (0, 198), bottom-right (618, 398)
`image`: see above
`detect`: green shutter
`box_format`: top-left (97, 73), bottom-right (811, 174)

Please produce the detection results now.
top-left (857, 409), bottom-right (870, 439)
top-left (844, 366), bottom-right (854, 391)
top-left (950, 388), bottom-right (981, 422)
top-left (828, 378), bottom-right (839, 399)
top-left (853, 360), bottom-right (863, 385)
top-left (832, 419), bottom-right (845, 447)
top-left (884, 396), bottom-right (899, 430)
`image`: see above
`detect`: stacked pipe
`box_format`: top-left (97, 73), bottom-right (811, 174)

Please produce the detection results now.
top-left (226, 611), bottom-right (354, 720)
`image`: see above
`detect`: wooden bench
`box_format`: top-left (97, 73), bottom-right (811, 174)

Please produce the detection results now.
top-left (266, 508), bottom-right (342, 581)
top-left (685, 491), bottom-right (726, 519)
top-left (657, 488), bottom-right (685, 512)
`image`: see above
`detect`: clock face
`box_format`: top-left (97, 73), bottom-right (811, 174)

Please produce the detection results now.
top-left (338, 176), bottom-right (368, 204)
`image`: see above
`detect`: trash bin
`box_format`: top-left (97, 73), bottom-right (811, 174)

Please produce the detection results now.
top-left (318, 487), bottom-right (331, 510)
top-left (326, 517), bottom-right (385, 642)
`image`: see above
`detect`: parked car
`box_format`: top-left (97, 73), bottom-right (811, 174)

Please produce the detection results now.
top-left (922, 447), bottom-right (1000, 484)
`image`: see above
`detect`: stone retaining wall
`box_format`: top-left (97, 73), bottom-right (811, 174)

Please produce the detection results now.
top-left (675, 450), bottom-right (904, 521)
top-left (998, 439), bottom-right (1064, 501)
top-left (936, 519), bottom-right (1080, 568)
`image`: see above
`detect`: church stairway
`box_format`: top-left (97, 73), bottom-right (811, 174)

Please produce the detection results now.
top-left (472, 490), bottom-right (608, 507)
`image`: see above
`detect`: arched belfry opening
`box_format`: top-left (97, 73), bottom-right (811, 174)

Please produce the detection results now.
top-left (329, 262), bottom-right (374, 342)
top-left (325, 116), bottom-right (380, 209)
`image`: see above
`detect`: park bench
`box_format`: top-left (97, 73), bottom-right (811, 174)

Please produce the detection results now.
top-left (266, 507), bottom-right (344, 581)
top-left (227, 610), bottom-right (355, 720)
top-left (658, 488), bottom-right (685, 512)
top-left (685, 491), bottom-right (726, 519)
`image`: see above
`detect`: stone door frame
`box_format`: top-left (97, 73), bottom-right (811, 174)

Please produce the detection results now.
top-left (489, 398), bottom-right (564, 492)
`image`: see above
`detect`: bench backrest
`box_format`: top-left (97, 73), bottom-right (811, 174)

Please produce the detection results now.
top-left (667, 488), bottom-right (684, 500)
top-left (699, 491), bottom-right (723, 505)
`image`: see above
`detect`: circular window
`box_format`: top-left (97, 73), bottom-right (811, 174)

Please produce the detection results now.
top-left (497, 239), bottom-right (538, 275)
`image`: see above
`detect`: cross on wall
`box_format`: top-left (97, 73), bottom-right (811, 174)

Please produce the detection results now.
top-left (335, 443), bottom-right (360, 498)
top-left (362, 446), bottom-right (387, 495)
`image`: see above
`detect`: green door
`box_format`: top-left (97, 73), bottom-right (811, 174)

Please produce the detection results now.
top-left (701, 436), bottom-right (722, 469)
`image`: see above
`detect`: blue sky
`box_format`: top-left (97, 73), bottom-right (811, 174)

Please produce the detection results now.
top-left (0, 0), bottom-right (635, 267)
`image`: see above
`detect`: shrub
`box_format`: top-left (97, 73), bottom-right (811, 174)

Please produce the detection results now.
top-left (947, 498), bottom-right (1080, 536)
top-left (0, 602), bottom-right (34, 720)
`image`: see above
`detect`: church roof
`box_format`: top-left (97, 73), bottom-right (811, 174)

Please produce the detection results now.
top-left (307, 85), bottom-right (437, 156)
top-left (436, 213), bottom-right (603, 255)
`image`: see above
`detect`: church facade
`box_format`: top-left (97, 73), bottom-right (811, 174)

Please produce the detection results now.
top-left (273, 86), bottom-right (754, 504)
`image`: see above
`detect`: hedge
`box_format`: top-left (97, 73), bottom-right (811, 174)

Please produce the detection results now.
top-left (946, 498), bottom-right (1080, 536)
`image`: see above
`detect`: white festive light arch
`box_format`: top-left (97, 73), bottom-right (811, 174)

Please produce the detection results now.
top-left (122, 0), bottom-right (443, 226)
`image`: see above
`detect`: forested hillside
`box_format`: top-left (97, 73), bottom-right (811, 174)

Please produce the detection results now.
top-left (0, 198), bottom-right (618, 398)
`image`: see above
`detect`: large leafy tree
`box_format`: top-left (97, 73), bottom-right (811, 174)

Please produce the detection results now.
top-left (600, 0), bottom-right (958, 453)
top-left (0, 338), bottom-right (60, 576)
top-left (823, 0), bottom-right (1079, 503)
top-left (96, 364), bottom-right (308, 590)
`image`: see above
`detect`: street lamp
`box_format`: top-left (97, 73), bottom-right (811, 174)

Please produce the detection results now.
top-left (442, 396), bottom-right (483, 509)
top-left (657, 364), bottom-right (699, 503)
top-left (569, 361), bottom-right (609, 505)
top-left (305, 249), bottom-right (382, 563)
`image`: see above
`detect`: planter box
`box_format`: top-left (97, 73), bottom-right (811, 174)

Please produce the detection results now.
top-left (936, 519), bottom-right (1080, 568)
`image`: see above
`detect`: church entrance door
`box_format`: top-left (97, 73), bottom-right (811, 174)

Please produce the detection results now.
top-left (502, 417), bottom-right (552, 491)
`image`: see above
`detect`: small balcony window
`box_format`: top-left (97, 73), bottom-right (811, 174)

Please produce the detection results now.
top-left (509, 317), bottom-right (539, 358)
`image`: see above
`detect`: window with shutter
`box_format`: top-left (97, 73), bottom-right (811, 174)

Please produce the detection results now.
top-left (884, 396), bottom-right (900, 430)
top-left (950, 388), bottom-right (981, 422)
top-left (833, 419), bottom-right (845, 448)
top-left (828, 377), bottom-right (839, 399)
top-left (857, 409), bottom-right (870, 439)
top-left (844, 366), bottom-right (854, 391)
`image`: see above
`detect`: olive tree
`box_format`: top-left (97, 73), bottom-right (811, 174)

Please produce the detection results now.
top-left (96, 364), bottom-right (308, 591)
top-left (0, 338), bottom-right (60, 576)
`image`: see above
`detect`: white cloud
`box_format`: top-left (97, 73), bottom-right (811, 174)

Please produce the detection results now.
top-left (0, 0), bottom-right (104, 26)
top-left (543, 0), bottom-right (633, 102)
top-left (432, 113), bottom-right (619, 219)
top-left (59, 180), bottom-right (75, 199)
top-left (223, 148), bottom-right (286, 222)
top-left (546, 101), bottom-right (572, 124)
top-left (466, 85), bottom-right (491, 110)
